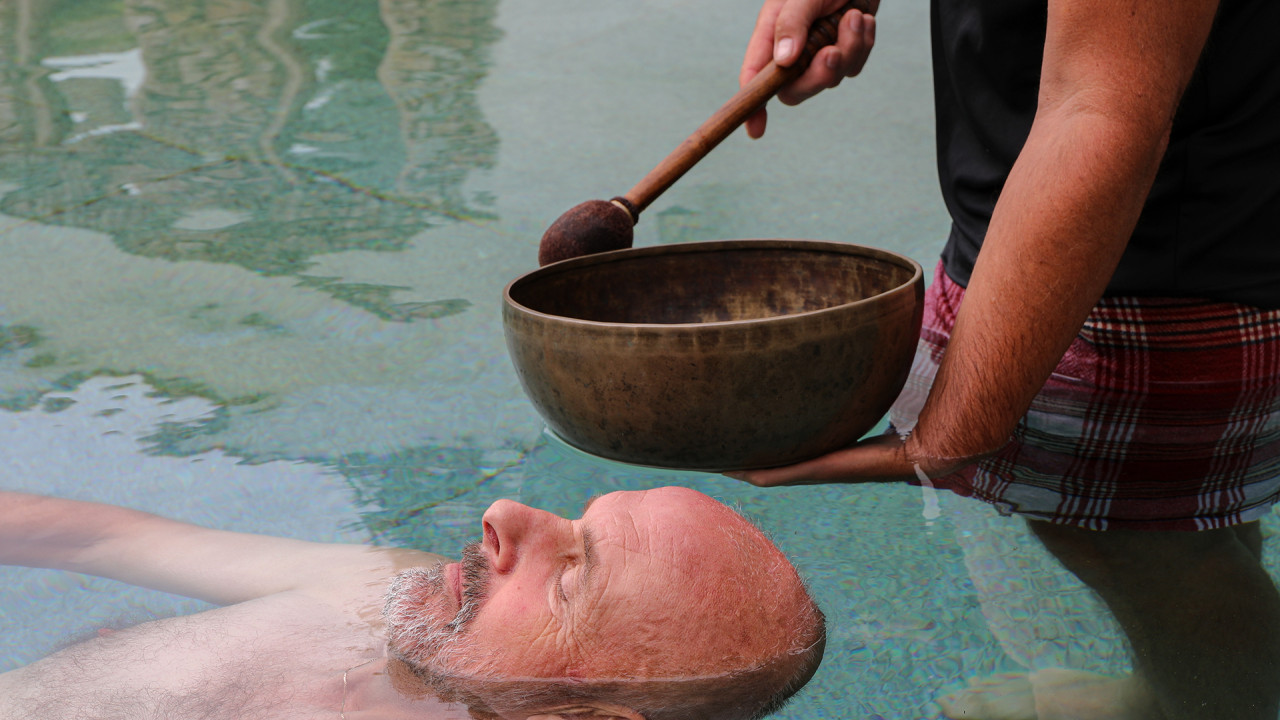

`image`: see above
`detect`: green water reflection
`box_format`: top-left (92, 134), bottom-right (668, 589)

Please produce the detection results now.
top-left (1, 0), bottom-right (497, 271)
top-left (0, 0), bottom-right (526, 459)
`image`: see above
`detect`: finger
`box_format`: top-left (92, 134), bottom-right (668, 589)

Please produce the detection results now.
top-left (745, 106), bottom-right (768, 139)
top-left (834, 11), bottom-right (875, 77)
top-left (741, 0), bottom-right (786, 87)
top-left (776, 11), bottom-right (875, 105)
top-left (776, 46), bottom-right (842, 106)
top-left (847, 11), bottom-right (875, 75)
top-left (723, 434), bottom-right (914, 487)
top-left (773, 0), bottom-right (848, 67)
top-left (741, 0), bottom-right (789, 139)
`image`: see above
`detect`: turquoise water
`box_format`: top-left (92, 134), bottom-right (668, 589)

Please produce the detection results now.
top-left (0, 0), bottom-right (1236, 717)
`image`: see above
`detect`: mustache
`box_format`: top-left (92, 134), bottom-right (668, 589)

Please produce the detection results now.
top-left (452, 541), bottom-right (491, 631)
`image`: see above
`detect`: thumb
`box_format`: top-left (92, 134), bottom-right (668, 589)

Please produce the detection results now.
top-left (773, 0), bottom-right (846, 67)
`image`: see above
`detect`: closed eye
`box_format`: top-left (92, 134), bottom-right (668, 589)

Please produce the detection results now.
top-left (557, 527), bottom-right (595, 605)
top-left (556, 567), bottom-right (570, 603)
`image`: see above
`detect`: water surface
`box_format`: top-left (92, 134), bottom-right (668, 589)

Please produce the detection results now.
top-left (0, 1), bottom-right (1217, 717)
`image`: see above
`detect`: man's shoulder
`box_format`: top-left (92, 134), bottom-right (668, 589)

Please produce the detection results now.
top-left (289, 545), bottom-right (447, 610)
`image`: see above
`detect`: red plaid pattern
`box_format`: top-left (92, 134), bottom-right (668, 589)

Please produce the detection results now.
top-left (891, 263), bottom-right (1280, 530)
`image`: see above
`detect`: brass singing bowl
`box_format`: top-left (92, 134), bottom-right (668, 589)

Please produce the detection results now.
top-left (502, 239), bottom-right (924, 470)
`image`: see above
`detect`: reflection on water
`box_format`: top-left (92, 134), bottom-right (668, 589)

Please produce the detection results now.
top-left (0, 0), bottom-right (497, 279)
top-left (0, 374), bottom-right (361, 671)
top-left (0, 0), bottom-right (526, 463)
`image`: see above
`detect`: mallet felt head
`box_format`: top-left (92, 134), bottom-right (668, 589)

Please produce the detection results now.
top-left (538, 198), bottom-right (637, 266)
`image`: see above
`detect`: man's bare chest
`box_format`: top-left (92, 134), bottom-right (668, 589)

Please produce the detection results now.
top-left (0, 592), bottom-right (380, 720)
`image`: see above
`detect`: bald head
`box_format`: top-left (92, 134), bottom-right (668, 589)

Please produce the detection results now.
top-left (579, 487), bottom-right (822, 679)
top-left (384, 487), bottom-right (825, 718)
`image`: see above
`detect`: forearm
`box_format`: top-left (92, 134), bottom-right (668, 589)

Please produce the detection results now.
top-left (0, 491), bottom-right (162, 571)
top-left (909, 106), bottom-right (1170, 471)
top-left (729, 108), bottom-right (1178, 487)
top-left (0, 490), bottom-right (442, 607)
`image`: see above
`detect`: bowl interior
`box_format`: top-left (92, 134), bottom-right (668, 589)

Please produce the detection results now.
top-left (508, 241), bottom-right (917, 325)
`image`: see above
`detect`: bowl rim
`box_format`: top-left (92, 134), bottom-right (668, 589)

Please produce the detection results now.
top-left (502, 238), bottom-right (924, 330)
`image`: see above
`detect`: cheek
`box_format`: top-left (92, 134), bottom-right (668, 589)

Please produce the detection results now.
top-left (510, 557), bottom-right (572, 608)
top-left (467, 579), bottom-right (567, 671)
top-left (475, 577), bottom-right (542, 636)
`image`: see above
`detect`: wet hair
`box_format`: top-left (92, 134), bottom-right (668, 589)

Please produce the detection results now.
top-left (748, 602), bottom-right (827, 720)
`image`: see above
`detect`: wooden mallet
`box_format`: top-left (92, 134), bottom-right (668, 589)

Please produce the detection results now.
top-left (538, 0), bottom-right (876, 266)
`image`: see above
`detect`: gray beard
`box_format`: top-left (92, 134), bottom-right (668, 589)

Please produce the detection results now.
top-left (382, 542), bottom-right (493, 676)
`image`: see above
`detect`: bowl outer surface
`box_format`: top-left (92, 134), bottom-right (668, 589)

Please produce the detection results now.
top-left (502, 240), bottom-right (925, 470)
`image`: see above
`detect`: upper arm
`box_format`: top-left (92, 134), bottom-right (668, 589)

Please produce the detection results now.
top-left (77, 514), bottom-right (446, 606)
top-left (0, 493), bottom-right (444, 607)
top-left (1039, 0), bottom-right (1219, 129)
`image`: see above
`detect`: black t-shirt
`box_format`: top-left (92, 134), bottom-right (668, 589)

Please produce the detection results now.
top-left (934, 0), bottom-right (1280, 309)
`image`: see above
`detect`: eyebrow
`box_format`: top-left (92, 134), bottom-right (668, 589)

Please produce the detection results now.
top-left (577, 495), bottom-right (602, 592)
top-left (580, 526), bottom-right (598, 591)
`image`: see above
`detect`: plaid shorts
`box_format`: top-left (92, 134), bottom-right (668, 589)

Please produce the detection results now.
top-left (890, 263), bottom-right (1280, 530)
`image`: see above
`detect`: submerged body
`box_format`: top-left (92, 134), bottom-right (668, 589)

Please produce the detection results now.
top-left (0, 545), bottom-right (453, 719)
top-left (0, 487), bottom-right (825, 720)
top-left (0, 586), bottom-right (459, 719)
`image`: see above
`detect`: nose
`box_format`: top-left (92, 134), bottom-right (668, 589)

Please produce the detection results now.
top-left (481, 499), bottom-right (568, 574)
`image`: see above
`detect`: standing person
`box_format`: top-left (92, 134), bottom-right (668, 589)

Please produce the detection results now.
top-left (729, 0), bottom-right (1280, 717)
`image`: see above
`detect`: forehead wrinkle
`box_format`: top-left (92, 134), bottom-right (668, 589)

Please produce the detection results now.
top-left (576, 490), bottom-right (684, 623)
top-left (574, 503), bottom-right (651, 613)
top-left (571, 490), bottom-right (797, 679)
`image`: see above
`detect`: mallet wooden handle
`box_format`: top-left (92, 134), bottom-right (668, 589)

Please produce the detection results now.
top-left (619, 0), bottom-right (876, 217)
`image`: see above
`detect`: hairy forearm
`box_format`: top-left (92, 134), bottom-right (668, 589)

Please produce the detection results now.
top-left (909, 105), bottom-right (1170, 471)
